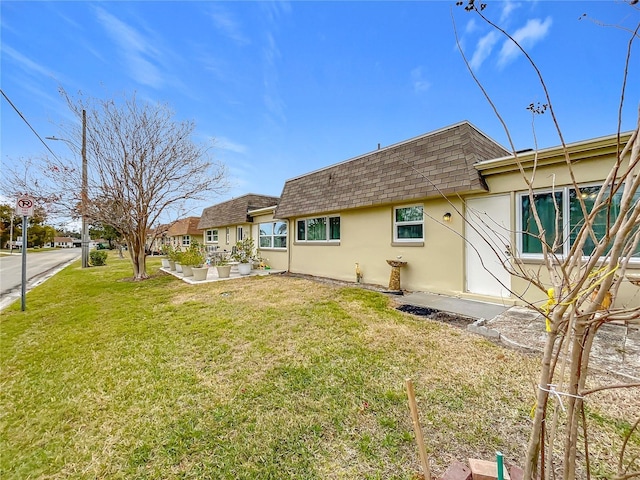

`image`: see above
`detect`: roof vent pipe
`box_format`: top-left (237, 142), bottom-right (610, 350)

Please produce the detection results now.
top-left (378, 143), bottom-right (381, 150)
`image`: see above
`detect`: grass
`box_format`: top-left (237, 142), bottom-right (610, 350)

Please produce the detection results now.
top-left (1, 253), bottom-right (637, 479)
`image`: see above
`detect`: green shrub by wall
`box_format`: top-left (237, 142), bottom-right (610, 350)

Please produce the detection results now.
top-left (89, 250), bottom-right (108, 266)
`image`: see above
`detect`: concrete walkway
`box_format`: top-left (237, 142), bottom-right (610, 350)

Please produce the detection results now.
top-left (398, 291), bottom-right (509, 321)
top-left (395, 291), bottom-right (639, 381)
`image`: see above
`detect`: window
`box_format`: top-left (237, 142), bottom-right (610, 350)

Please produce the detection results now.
top-left (259, 221), bottom-right (287, 249)
top-left (182, 235), bottom-right (191, 247)
top-left (517, 185), bottom-right (640, 258)
top-left (520, 191), bottom-right (563, 255)
top-left (394, 205), bottom-right (424, 242)
top-left (296, 216), bottom-right (340, 242)
top-left (206, 229), bottom-right (218, 243)
top-left (237, 226), bottom-right (244, 241)
top-left (226, 227), bottom-right (230, 245)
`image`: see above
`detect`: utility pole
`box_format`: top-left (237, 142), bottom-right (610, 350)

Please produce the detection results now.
top-left (81, 109), bottom-right (89, 269)
top-left (9, 212), bottom-right (14, 254)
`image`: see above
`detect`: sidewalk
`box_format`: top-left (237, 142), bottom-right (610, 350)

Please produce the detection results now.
top-left (398, 291), bottom-right (509, 320)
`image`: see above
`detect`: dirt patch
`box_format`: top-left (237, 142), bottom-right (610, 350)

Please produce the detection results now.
top-left (396, 304), bottom-right (475, 329)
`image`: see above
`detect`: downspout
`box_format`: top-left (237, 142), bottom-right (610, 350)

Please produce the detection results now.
top-left (287, 218), bottom-right (292, 273)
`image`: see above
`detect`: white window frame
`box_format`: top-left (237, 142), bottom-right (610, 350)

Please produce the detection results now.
top-left (259, 221), bottom-right (287, 249)
top-left (296, 215), bottom-right (340, 243)
top-left (182, 235), bottom-right (191, 247)
top-left (516, 184), bottom-right (640, 262)
top-left (393, 205), bottom-right (424, 242)
top-left (205, 229), bottom-right (218, 244)
top-left (226, 227), bottom-right (230, 245)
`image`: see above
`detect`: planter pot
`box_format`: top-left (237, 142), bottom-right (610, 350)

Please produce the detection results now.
top-left (216, 265), bottom-right (231, 278)
top-left (182, 265), bottom-right (194, 277)
top-left (237, 262), bottom-right (252, 276)
top-left (161, 258), bottom-right (171, 268)
top-left (169, 260), bottom-right (176, 271)
top-left (192, 267), bottom-right (209, 281)
top-left (175, 262), bottom-right (183, 273)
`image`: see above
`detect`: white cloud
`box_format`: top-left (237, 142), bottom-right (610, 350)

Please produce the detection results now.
top-left (215, 136), bottom-right (248, 155)
top-left (500, 0), bottom-right (519, 24)
top-left (498, 16), bottom-right (552, 67)
top-left (93, 6), bottom-right (164, 88)
top-left (2, 45), bottom-right (57, 79)
top-left (262, 32), bottom-right (286, 124)
top-left (465, 18), bottom-right (478, 35)
top-left (410, 67), bottom-right (431, 93)
top-left (208, 5), bottom-right (250, 46)
top-left (469, 31), bottom-right (499, 71)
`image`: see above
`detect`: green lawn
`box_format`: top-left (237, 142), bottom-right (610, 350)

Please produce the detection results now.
top-left (1, 253), bottom-right (636, 479)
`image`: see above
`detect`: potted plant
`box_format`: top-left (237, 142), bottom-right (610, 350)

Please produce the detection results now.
top-left (160, 244), bottom-right (171, 268)
top-left (231, 237), bottom-right (255, 275)
top-left (166, 245), bottom-right (180, 271)
top-left (182, 241), bottom-right (208, 280)
top-left (215, 255), bottom-right (231, 279)
top-left (173, 248), bottom-right (184, 273)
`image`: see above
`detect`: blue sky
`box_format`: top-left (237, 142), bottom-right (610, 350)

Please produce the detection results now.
top-left (1, 1), bottom-right (639, 215)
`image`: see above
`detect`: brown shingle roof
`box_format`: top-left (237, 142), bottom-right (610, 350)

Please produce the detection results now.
top-left (274, 122), bottom-right (509, 218)
top-left (167, 217), bottom-right (202, 236)
top-left (198, 194), bottom-right (280, 229)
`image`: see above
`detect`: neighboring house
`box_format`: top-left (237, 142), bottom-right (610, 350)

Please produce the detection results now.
top-left (53, 236), bottom-right (75, 248)
top-left (197, 194), bottom-right (285, 269)
top-left (165, 217), bottom-right (203, 249)
top-left (147, 226), bottom-right (170, 254)
top-left (273, 121), bottom-right (639, 307)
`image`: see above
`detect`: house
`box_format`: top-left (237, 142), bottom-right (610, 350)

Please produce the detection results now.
top-left (473, 129), bottom-right (639, 307)
top-left (165, 217), bottom-right (203, 249)
top-left (53, 236), bottom-right (75, 248)
top-left (273, 121), bottom-right (639, 307)
top-left (197, 194), bottom-right (286, 269)
top-left (275, 121), bottom-right (510, 298)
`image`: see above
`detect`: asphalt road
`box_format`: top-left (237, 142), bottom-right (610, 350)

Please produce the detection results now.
top-left (0, 248), bottom-right (81, 308)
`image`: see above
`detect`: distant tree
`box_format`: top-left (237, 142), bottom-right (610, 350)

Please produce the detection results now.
top-left (90, 223), bottom-right (122, 250)
top-left (0, 203), bottom-right (16, 248)
top-left (28, 224), bottom-right (55, 248)
top-left (3, 90), bottom-right (228, 279)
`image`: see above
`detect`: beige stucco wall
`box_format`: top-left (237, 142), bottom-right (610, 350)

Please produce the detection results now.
top-left (480, 150), bottom-right (639, 309)
top-left (286, 148), bottom-right (638, 310)
top-left (288, 198), bottom-right (467, 294)
top-left (202, 225), bottom-right (240, 253)
top-left (250, 212), bottom-right (289, 271)
top-left (169, 234), bottom-right (204, 248)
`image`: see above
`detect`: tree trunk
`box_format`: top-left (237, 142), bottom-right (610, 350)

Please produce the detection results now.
top-left (524, 310), bottom-right (563, 479)
top-left (562, 319), bottom-right (587, 480)
top-left (127, 238), bottom-right (148, 280)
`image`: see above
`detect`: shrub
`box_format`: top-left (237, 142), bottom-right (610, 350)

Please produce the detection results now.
top-left (89, 250), bottom-right (108, 266)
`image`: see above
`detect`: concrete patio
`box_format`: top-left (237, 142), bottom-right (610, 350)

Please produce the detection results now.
top-left (160, 265), bottom-right (286, 284)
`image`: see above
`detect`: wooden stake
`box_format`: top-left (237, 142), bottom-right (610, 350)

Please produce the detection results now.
top-left (406, 378), bottom-right (432, 480)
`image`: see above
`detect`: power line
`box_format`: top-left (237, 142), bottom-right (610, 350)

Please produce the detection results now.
top-left (0, 88), bottom-right (61, 161)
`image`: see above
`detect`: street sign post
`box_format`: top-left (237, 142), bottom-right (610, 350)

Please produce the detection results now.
top-left (15, 195), bottom-right (35, 311)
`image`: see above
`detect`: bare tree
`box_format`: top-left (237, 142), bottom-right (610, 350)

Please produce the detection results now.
top-left (4, 90), bottom-right (228, 279)
top-left (453, 2), bottom-right (640, 479)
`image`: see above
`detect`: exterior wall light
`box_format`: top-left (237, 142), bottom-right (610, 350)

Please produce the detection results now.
top-left (443, 212), bottom-right (452, 222)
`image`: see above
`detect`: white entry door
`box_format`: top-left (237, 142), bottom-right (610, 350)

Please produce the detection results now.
top-left (465, 195), bottom-right (512, 298)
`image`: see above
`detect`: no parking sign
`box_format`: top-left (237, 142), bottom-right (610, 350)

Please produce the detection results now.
top-left (15, 196), bottom-right (35, 217)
